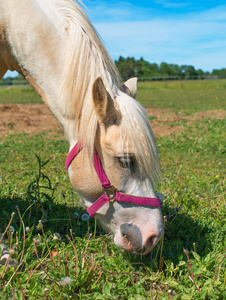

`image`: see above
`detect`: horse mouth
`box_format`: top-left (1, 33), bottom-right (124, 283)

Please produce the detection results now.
top-left (120, 223), bottom-right (145, 254)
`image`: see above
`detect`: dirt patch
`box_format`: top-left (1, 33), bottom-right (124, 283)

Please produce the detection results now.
top-left (146, 107), bottom-right (226, 122)
top-left (146, 107), bottom-right (226, 136)
top-left (0, 103), bottom-right (62, 137)
top-left (0, 103), bottom-right (225, 138)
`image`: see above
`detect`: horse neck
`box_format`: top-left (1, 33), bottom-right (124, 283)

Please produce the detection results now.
top-left (1, 0), bottom-right (76, 138)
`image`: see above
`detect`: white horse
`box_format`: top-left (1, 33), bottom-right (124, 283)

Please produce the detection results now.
top-left (0, 0), bottom-right (163, 254)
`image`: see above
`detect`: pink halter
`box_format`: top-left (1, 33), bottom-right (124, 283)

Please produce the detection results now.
top-left (65, 143), bottom-right (162, 217)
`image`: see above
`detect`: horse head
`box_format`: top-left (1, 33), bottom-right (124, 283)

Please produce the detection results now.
top-left (68, 77), bottom-right (163, 254)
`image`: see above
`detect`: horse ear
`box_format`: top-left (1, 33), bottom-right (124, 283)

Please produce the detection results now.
top-left (92, 77), bottom-right (116, 124)
top-left (121, 77), bottom-right (137, 98)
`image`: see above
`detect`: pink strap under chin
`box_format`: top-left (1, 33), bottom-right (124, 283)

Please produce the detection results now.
top-left (65, 143), bottom-right (162, 217)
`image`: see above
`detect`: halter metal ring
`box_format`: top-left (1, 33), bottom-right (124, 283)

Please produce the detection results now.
top-left (103, 186), bottom-right (116, 202)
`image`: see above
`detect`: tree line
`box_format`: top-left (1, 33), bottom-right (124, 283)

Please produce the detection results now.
top-left (1, 57), bottom-right (226, 85)
top-left (115, 56), bottom-right (226, 80)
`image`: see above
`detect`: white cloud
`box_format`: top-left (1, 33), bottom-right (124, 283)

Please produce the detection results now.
top-left (86, 1), bottom-right (155, 22)
top-left (87, 2), bottom-right (131, 19)
top-left (154, 0), bottom-right (191, 9)
top-left (198, 5), bottom-right (226, 21)
top-left (91, 4), bottom-right (226, 71)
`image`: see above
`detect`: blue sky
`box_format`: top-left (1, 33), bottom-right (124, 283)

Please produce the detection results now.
top-left (85, 0), bottom-right (226, 72)
top-left (5, 0), bottom-right (226, 77)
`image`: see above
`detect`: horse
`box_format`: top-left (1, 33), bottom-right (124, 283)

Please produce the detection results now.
top-left (0, 0), bottom-right (163, 255)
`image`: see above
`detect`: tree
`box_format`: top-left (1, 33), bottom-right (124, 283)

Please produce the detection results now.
top-left (212, 68), bottom-right (226, 78)
top-left (160, 62), bottom-right (173, 76)
top-left (115, 56), bottom-right (136, 79)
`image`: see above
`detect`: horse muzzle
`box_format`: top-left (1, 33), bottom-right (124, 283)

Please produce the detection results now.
top-left (116, 223), bottom-right (159, 254)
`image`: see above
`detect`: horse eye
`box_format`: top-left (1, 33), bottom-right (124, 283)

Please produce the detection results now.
top-left (117, 156), bottom-right (136, 172)
top-left (113, 117), bottom-right (118, 125)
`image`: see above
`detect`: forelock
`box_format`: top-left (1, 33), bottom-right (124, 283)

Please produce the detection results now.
top-left (115, 91), bottom-right (161, 183)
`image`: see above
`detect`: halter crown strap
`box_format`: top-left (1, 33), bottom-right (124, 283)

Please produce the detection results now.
top-left (65, 144), bottom-right (111, 189)
top-left (66, 143), bottom-right (162, 217)
top-left (65, 143), bottom-right (82, 171)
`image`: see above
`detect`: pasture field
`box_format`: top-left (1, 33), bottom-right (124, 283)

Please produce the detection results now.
top-left (137, 79), bottom-right (226, 112)
top-left (0, 86), bottom-right (41, 104)
top-left (1, 78), bottom-right (226, 111)
top-left (0, 80), bottom-right (225, 299)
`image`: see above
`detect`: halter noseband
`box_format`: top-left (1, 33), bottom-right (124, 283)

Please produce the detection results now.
top-left (65, 143), bottom-right (162, 217)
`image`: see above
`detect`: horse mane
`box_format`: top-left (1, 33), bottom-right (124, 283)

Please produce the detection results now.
top-left (51, 0), bottom-right (120, 147)
top-left (50, 0), bottom-right (160, 183)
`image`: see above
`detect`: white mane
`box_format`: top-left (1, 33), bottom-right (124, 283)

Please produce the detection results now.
top-left (49, 0), bottom-right (120, 150)
top-left (49, 0), bottom-right (160, 183)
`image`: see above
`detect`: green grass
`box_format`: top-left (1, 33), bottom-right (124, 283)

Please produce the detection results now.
top-left (0, 86), bottom-right (42, 104)
top-left (0, 81), bottom-right (225, 299)
top-left (137, 79), bottom-right (226, 112)
top-left (1, 79), bottom-right (226, 111)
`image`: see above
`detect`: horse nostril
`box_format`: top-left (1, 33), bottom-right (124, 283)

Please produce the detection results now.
top-left (120, 224), bottom-right (159, 254)
top-left (120, 223), bottom-right (143, 253)
top-left (145, 235), bottom-right (156, 248)
top-left (142, 234), bottom-right (158, 254)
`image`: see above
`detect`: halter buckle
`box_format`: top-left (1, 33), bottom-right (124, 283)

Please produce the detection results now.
top-left (103, 186), bottom-right (116, 202)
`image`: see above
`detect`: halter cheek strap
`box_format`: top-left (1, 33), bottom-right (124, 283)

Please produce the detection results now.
top-left (65, 143), bottom-right (162, 217)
